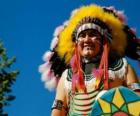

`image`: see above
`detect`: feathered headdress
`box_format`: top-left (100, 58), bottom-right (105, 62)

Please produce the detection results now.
top-left (39, 4), bottom-right (140, 91)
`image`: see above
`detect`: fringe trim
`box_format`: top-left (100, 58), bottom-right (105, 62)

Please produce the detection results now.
top-left (108, 58), bottom-right (128, 80)
top-left (64, 58), bottom-right (128, 90)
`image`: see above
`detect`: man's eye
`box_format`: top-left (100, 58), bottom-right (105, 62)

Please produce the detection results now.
top-left (88, 32), bottom-right (95, 37)
top-left (79, 33), bottom-right (86, 38)
top-left (88, 31), bottom-right (101, 37)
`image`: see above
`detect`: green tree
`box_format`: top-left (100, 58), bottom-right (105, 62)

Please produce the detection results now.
top-left (0, 42), bottom-right (19, 116)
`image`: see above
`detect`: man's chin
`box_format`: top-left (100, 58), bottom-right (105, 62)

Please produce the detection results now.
top-left (83, 52), bottom-right (95, 58)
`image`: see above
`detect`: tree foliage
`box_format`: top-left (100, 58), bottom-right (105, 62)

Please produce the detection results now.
top-left (0, 42), bottom-right (19, 116)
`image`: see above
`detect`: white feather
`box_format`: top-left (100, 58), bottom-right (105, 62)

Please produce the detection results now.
top-left (45, 77), bottom-right (57, 91)
top-left (43, 51), bottom-right (53, 61)
top-left (41, 69), bottom-right (52, 82)
top-left (38, 63), bottom-right (48, 73)
top-left (50, 37), bottom-right (58, 50)
top-left (53, 25), bottom-right (64, 37)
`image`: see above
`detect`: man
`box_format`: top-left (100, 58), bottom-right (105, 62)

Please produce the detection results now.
top-left (39, 4), bottom-right (140, 116)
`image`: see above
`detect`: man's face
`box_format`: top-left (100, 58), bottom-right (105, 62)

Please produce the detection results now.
top-left (77, 29), bottom-right (102, 59)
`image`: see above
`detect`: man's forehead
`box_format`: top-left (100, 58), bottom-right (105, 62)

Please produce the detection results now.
top-left (79, 29), bottom-right (101, 35)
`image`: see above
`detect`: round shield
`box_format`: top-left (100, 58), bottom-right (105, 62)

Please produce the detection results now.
top-left (91, 86), bottom-right (140, 116)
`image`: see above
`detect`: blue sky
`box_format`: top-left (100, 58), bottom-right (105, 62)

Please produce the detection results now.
top-left (0, 0), bottom-right (140, 116)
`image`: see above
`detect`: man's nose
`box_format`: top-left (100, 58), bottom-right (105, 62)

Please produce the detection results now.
top-left (84, 34), bottom-right (91, 40)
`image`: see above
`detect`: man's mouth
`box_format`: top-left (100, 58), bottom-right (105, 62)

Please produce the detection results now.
top-left (84, 44), bottom-right (95, 49)
top-left (84, 44), bottom-right (92, 47)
